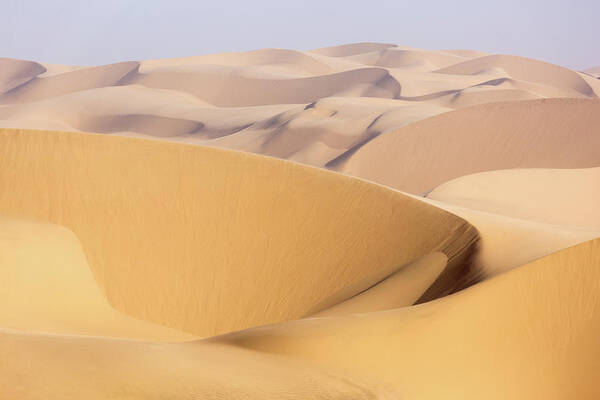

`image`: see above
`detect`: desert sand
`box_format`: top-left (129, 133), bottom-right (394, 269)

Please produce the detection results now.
top-left (1, 43), bottom-right (599, 398)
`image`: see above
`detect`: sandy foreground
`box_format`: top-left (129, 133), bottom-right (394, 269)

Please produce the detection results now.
top-left (1, 43), bottom-right (599, 398)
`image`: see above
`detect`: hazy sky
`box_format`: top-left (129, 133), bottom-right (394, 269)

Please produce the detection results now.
top-left (3, 0), bottom-right (598, 70)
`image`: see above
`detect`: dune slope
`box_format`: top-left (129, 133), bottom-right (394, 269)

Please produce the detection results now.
top-left (341, 98), bottom-right (600, 194)
top-left (3, 238), bottom-right (599, 399)
top-left (428, 167), bottom-right (600, 229)
top-left (0, 216), bottom-right (195, 341)
top-left (0, 128), bottom-right (477, 336)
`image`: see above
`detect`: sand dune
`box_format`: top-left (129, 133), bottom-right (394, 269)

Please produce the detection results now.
top-left (4, 239), bottom-right (599, 399)
top-left (341, 98), bottom-right (600, 194)
top-left (583, 66), bottom-right (600, 78)
top-left (428, 167), bottom-right (600, 229)
top-left (122, 66), bottom-right (402, 107)
top-left (312, 252), bottom-right (448, 317)
top-left (0, 61), bottom-right (139, 104)
top-left (2, 42), bottom-right (600, 398)
top-left (0, 58), bottom-right (46, 94)
top-left (0, 44), bottom-right (597, 171)
top-left (435, 54), bottom-right (595, 97)
top-left (0, 128), bottom-right (477, 336)
top-left (213, 238), bottom-right (600, 399)
top-left (426, 201), bottom-right (600, 281)
top-left (0, 216), bottom-right (195, 341)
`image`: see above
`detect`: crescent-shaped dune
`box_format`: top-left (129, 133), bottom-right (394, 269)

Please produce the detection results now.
top-left (0, 128), bottom-right (477, 336)
top-left (341, 98), bottom-right (600, 194)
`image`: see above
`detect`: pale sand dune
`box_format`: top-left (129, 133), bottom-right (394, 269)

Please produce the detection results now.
top-left (583, 66), bottom-right (600, 78)
top-left (210, 97), bottom-right (450, 167)
top-left (312, 252), bottom-right (448, 317)
top-left (435, 54), bottom-right (595, 97)
top-left (0, 329), bottom-right (386, 399)
top-left (0, 128), bottom-right (477, 336)
top-left (141, 48), bottom-right (336, 76)
top-left (342, 98), bottom-right (600, 194)
top-left (0, 44), bottom-right (597, 169)
top-left (3, 239), bottom-right (599, 399)
top-left (309, 42), bottom-right (398, 57)
top-left (0, 216), bottom-right (195, 341)
top-left (121, 66), bottom-right (401, 107)
top-left (0, 58), bottom-right (46, 94)
top-left (0, 61), bottom-right (139, 104)
top-left (428, 167), bottom-right (600, 229)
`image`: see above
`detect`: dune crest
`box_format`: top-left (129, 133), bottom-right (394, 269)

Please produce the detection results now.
top-left (0, 128), bottom-right (477, 336)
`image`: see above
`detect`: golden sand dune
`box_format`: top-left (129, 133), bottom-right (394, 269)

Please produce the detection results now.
top-left (342, 98), bottom-right (600, 194)
top-left (3, 239), bottom-right (599, 399)
top-left (428, 167), bottom-right (600, 229)
top-left (213, 238), bottom-right (600, 399)
top-left (0, 216), bottom-right (195, 341)
top-left (0, 128), bottom-right (477, 336)
top-left (427, 201), bottom-right (600, 281)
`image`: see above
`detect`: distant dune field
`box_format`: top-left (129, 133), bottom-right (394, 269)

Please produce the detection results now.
top-left (1, 43), bottom-right (599, 398)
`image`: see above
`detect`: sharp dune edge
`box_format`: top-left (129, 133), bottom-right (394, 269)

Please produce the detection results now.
top-left (1, 43), bottom-right (600, 398)
top-left (0, 128), bottom-right (477, 337)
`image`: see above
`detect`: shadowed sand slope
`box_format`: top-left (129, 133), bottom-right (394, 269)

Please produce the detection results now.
top-left (342, 98), bottom-right (600, 194)
top-left (0, 128), bottom-right (477, 336)
top-left (428, 167), bottom-right (600, 229)
top-left (0, 216), bottom-right (196, 341)
top-left (3, 238), bottom-right (599, 399)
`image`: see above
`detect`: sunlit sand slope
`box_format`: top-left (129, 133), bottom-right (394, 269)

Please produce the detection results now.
top-left (0, 216), bottom-right (195, 341)
top-left (342, 98), bottom-right (600, 194)
top-left (428, 167), bottom-right (600, 229)
top-left (216, 237), bottom-right (600, 399)
top-left (3, 239), bottom-right (599, 399)
top-left (0, 128), bottom-right (477, 336)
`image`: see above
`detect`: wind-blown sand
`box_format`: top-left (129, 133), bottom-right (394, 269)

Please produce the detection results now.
top-left (1, 43), bottom-right (599, 398)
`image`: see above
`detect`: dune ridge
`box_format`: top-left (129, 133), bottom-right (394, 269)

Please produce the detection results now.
top-left (0, 127), bottom-right (478, 336)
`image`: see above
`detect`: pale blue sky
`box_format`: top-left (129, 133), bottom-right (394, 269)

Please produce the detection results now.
top-left (2, 0), bottom-right (598, 70)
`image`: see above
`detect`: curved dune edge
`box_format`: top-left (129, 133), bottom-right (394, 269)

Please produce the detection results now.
top-left (342, 98), bottom-right (600, 194)
top-left (0, 216), bottom-right (196, 342)
top-left (215, 237), bottom-right (600, 399)
top-left (428, 167), bottom-right (600, 230)
top-left (311, 252), bottom-right (448, 317)
top-left (0, 128), bottom-right (477, 336)
top-left (3, 238), bottom-right (599, 399)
